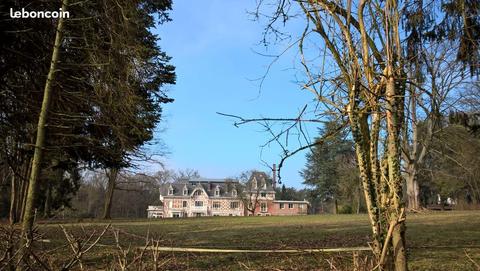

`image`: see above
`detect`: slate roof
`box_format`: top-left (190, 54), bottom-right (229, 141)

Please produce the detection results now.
top-left (159, 178), bottom-right (240, 198)
top-left (159, 171), bottom-right (276, 197)
top-left (246, 171), bottom-right (275, 192)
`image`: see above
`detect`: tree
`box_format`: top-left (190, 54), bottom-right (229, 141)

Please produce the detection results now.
top-left (419, 124), bottom-right (480, 205)
top-left (399, 0), bottom-right (477, 210)
top-left (301, 121), bottom-right (360, 214)
top-left (236, 170), bottom-right (272, 216)
top-left (1, 0), bottom-right (175, 251)
top-left (21, 0), bottom-right (69, 244)
top-left (238, 0), bottom-right (480, 268)
top-left (172, 169), bottom-right (201, 182)
top-left (240, 185), bottom-right (262, 216)
top-left (69, 171), bottom-right (106, 218)
top-left (65, 170), bottom-right (163, 219)
top-left (227, 0), bottom-right (410, 263)
top-left (450, 111), bottom-right (480, 136)
top-left (402, 43), bottom-right (467, 210)
top-left (81, 0), bottom-right (175, 219)
top-left (276, 184), bottom-right (304, 201)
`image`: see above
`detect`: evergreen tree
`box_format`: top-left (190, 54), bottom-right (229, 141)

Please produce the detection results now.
top-left (0, 0), bottom-right (176, 225)
top-left (300, 121), bottom-right (361, 213)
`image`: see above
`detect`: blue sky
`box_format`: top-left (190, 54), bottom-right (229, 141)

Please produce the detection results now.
top-left (149, 0), bottom-right (320, 188)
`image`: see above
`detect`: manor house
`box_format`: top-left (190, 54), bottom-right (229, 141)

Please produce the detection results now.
top-left (147, 171), bottom-right (309, 218)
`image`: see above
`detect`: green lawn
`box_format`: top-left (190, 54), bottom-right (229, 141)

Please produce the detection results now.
top-left (36, 211), bottom-right (480, 270)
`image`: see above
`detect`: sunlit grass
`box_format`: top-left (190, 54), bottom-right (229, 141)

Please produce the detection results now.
top-left (37, 211), bottom-right (480, 270)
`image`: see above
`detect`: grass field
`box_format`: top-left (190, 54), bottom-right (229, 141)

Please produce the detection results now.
top-left (34, 211), bottom-right (480, 270)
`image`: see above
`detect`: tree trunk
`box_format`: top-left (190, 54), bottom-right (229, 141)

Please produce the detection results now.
top-left (406, 170), bottom-right (420, 210)
top-left (19, 176), bottom-right (28, 222)
top-left (385, 65), bottom-right (408, 271)
top-left (356, 184), bottom-right (361, 214)
top-left (10, 160), bottom-right (30, 224)
top-left (16, 179), bottom-right (24, 223)
top-left (43, 183), bottom-right (52, 218)
top-left (392, 220), bottom-right (407, 271)
top-left (16, 160), bottom-right (29, 222)
top-left (403, 87), bottom-right (428, 212)
top-left (20, 0), bottom-right (68, 247)
top-left (349, 110), bottom-right (382, 257)
top-left (103, 168), bottom-right (119, 219)
top-left (9, 173), bottom-right (17, 224)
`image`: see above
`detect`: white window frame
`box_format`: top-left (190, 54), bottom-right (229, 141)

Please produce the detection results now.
top-left (230, 201), bottom-right (239, 209)
top-left (288, 203), bottom-right (294, 209)
top-left (261, 202), bottom-right (267, 212)
top-left (213, 201), bottom-right (221, 209)
top-left (280, 203), bottom-right (285, 209)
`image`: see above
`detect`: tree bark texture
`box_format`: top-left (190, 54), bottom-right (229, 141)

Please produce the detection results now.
top-left (20, 0), bottom-right (68, 244)
top-left (406, 168), bottom-right (420, 210)
top-left (103, 168), bottom-right (119, 219)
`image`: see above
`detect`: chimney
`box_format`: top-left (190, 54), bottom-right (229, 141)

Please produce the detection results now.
top-left (272, 164), bottom-right (277, 189)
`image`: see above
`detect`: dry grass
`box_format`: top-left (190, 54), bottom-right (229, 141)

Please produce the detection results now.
top-left (2, 211), bottom-right (480, 270)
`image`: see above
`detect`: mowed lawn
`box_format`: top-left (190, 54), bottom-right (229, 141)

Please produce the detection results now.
top-left (37, 211), bottom-right (480, 270)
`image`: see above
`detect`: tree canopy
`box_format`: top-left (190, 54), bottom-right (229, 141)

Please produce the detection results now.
top-left (0, 0), bottom-right (176, 223)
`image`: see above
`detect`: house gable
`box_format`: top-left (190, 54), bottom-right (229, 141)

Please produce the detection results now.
top-left (150, 171), bottom-right (307, 218)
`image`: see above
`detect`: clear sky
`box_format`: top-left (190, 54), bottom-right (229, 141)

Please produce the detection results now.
top-left (149, 0), bottom-right (320, 188)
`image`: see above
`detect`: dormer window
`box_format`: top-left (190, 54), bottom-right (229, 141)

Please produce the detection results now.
top-left (183, 188), bottom-right (188, 195)
top-left (252, 178), bottom-right (257, 189)
top-left (168, 186), bottom-right (174, 195)
top-left (232, 189), bottom-right (237, 197)
top-left (262, 181), bottom-right (267, 189)
top-left (215, 187), bottom-right (220, 197)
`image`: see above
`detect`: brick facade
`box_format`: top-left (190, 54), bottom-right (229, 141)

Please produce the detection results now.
top-left (270, 200), bottom-right (308, 216)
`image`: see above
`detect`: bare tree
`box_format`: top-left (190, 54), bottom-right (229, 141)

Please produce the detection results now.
top-left (172, 169), bottom-right (200, 182)
top-left (235, 170), bottom-right (264, 216)
top-left (239, 186), bottom-right (262, 216)
top-left (402, 43), bottom-right (468, 210)
top-left (225, 0), bottom-right (416, 269)
top-left (222, 0), bottom-right (478, 269)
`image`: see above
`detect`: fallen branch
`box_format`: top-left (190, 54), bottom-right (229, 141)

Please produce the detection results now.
top-left (379, 208), bottom-right (406, 267)
top-left (142, 246), bottom-right (372, 253)
top-left (464, 249), bottom-right (480, 270)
